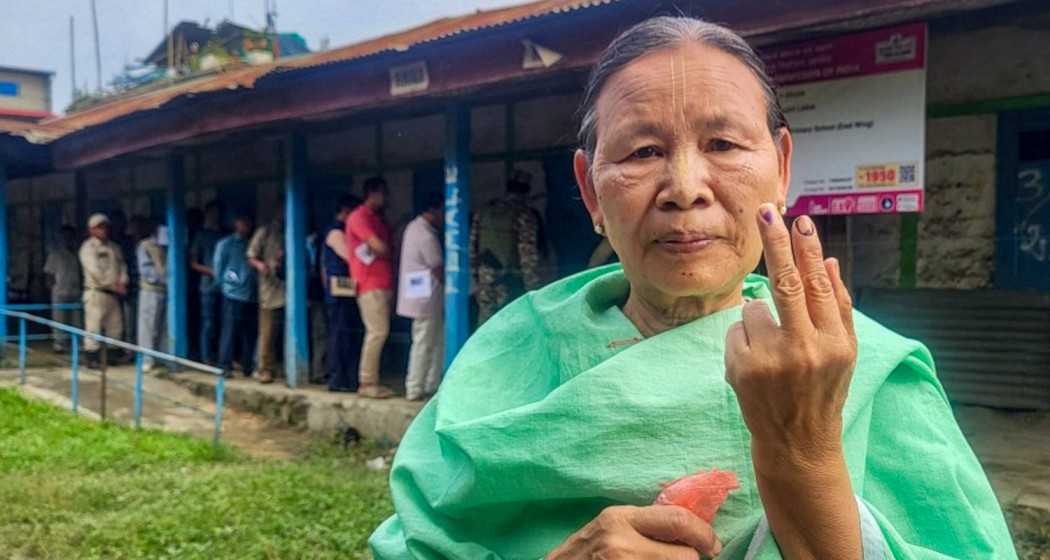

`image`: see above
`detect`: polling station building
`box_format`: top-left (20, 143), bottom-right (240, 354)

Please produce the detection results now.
top-left (1, 0), bottom-right (1048, 408)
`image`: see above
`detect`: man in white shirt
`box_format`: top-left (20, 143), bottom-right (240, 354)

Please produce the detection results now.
top-left (396, 192), bottom-right (444, 401)
top-left (43, 225), bottom-right (82, 352)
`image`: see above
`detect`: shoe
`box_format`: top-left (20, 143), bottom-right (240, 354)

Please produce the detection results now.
top-left (84, 351), bottom-right (100, 369)
top-left (328, 386), bottom-right (356, 394)
top-left (358, 384), bottom-right (395, 399)
top-left (254, 370), bottom-right (275, 384)
top-left (53, 345), bottom-right (68, 354)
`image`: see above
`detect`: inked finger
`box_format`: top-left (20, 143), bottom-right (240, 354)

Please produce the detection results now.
top-left (629, 505), bottom-right (722, 557)
top-left (825, 258), bottom-right (855, 337)
top-left (790, 215), bottom-right (840, 332)
top-left (756, 203), bottom-right (811, 333)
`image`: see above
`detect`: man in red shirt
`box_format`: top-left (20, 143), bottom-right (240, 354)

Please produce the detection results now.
top-left (345, 177), bottom-right (396, 399)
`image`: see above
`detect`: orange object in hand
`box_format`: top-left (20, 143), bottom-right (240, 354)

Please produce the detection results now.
top-left (654, 469), bottom-right (740, 523)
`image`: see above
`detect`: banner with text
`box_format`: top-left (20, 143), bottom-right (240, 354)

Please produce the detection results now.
top-left (762, 23), bottom-right (927, 216)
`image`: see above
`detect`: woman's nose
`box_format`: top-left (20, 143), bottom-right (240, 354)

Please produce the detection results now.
top-left (655, 151), bottom-right (715, 210)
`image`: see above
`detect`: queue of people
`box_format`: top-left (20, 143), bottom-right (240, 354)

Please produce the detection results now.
top-left (41, 175), bottom-right (455, 401)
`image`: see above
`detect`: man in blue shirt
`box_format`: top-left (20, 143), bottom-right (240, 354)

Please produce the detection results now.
top-left (190, 201), bottom-right (225, 364)
top-left (213, 213), bottom-right (257, 376)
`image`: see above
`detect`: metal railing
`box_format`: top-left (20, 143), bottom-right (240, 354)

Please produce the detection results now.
top-left (0, 307), bottom-right (227, 446)
top-left (1, 303), bottom-right (83, 342)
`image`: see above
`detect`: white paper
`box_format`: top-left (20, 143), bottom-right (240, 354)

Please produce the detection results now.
top-left (354, 242), bottom-right (376, 265)
top-left (405, 270), bottom-right (432, 299)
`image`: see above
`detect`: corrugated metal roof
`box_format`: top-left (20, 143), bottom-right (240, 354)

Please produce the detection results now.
top-left (24, 0), bottom-right (614, 143)
top-left (859, 289), bottom-right (1050, 410)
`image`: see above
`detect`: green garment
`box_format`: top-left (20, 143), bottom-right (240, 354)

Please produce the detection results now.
top-left (370, 265), bottom-right (1016, 559)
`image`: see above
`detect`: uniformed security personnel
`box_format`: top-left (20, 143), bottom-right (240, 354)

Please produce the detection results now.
top-left (78, 213), bottom-right (129, 367)
top-left (469, 169), bottom-right (546, 325)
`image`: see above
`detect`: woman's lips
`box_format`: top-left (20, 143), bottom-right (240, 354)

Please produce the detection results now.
top-left (655, 233), bottom-right (720, 254)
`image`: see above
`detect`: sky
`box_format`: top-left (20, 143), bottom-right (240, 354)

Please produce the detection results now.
top-left (1, 0), bottom-right (522, 115)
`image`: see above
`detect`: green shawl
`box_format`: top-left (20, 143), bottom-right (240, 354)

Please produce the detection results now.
top-left (370, 266), bottom-right (1016, 559)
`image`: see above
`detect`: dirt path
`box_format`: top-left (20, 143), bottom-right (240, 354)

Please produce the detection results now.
top-left (956, 405), bottom-right (1050, 513)
top-left (0, 364), bottom-right (310, 459)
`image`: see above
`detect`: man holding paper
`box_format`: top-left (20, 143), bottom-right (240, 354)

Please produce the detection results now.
top-left (346, 177), bottom-right (397, 399)
top-left (397, 192), bottom-right (445, 401)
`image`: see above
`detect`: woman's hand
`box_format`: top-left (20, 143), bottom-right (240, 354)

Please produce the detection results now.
top-left (725, 207), bottom-right (857, 462)
top-left (547, 505), bottom-right (722, 560)
top-left (724, 205), bottom-right (861, 559)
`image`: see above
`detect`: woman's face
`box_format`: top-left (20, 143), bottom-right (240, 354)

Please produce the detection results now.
top-left (575, 42), bottom-right (793, 304)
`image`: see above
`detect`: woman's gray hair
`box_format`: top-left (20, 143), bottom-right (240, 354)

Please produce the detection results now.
top-left (577, 16), bottom-right (787, 160)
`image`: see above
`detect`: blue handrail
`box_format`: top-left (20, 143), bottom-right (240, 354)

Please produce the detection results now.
top-left (0, 307), bottom-right (226, 447)
top-left (4, 303), bottom-right (83, 311)
top-left (2, 302), bottom-right (85, 342)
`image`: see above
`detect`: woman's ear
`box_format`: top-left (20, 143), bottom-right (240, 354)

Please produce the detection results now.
top-left (775, 128), bottom-right (793, 206)
top-left (574, 149), bottom-right (602, 225)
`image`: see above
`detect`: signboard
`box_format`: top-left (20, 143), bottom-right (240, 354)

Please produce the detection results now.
top-left (390, 61), bottom-right (429, 96)
top-left (761, 23), bottom-right (927, 216)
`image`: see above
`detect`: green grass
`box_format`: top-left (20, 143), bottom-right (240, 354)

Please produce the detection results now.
top-left (0, 388), bottom-right (393, 559)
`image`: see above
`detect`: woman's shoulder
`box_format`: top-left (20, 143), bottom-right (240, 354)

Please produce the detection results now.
top-left (435, 266), bottom-right (626, 423)
top-left (845, 307), bottom-right (939, 414)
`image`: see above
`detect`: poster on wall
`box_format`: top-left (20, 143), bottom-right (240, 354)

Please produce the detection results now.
top-left (761, 23), bottom-right (927, 216)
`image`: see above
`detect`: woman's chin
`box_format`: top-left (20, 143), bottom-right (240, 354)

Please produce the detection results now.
top-left (648, 267), bottom-right (741, 299)
top-left (642, 251), bottom-right (740, 291)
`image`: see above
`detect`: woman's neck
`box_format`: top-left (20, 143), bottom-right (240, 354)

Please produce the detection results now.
top-left (623, 284), bottom-right (744, 338)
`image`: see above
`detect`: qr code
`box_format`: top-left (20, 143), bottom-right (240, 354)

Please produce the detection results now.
top-left (900, 164), bottom-right (916, 184)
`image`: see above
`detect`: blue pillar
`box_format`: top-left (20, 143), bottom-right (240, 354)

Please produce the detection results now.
top-left (0, 163), bottom-right (7, 349)
top-left (166, 155), bottom-right (188, 358)
top-left (444, 105), bottom-right (471, 368)
top-left (283, 133), bottom-right (309, 388)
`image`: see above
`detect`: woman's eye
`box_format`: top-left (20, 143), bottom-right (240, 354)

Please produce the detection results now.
top-left (709, 139), bottom-right (737, 152)
top-left (630, 146), bottom-right (662, 160)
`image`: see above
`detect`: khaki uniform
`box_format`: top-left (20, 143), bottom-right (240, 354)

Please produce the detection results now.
top-left (78, 237), bottom-right (129, 352)
top-left (470, 195), bottom-right (543, 325)
top-left (247, 224), bottom-right (285, 375)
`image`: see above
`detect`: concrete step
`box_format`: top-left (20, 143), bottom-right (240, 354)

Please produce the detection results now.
top-left (171, 372), bottom-right (425, 445)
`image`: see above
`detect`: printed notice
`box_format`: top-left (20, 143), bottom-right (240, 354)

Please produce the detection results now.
top-left (354, 243), bottom-right (376, 265)
top-left (405, 270), bottom-right (433, 299)
top-left (761, 23), bottom-right (927, 216)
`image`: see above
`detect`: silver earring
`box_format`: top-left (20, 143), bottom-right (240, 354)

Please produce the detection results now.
top-left (778, 204), bottom-right (787, 216)
top-left (594, 223), bottom-right (605, 236)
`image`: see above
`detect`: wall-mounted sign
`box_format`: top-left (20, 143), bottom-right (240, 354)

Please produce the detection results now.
top-left (761, 23), bottom-right (927, 216)
top-left (522, 39), bottom-right (563, 69)
top-left (390, 61), bottom-right (429, 96)
top-left (0, 81), bottom-right (19, 97)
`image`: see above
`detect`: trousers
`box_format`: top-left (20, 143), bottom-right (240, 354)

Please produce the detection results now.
top-left (356, 289), bottom-right (391, 386)
top-left (326, 297), bottom-right (363, 390)
top-left (50, 293), bottom-right (81, 350)
top-left (405, 314), bottom-right (444, 400)
top-left (257, 306), bottom-right (285, 375)
top-left (83, 290), bottom-right (123, 352)
top-left (137, 289), bottom-right (167, 368)
top-left (199, 291), bottom-right (222, 364)
top-left (218, 298), bottom-right (257, 374)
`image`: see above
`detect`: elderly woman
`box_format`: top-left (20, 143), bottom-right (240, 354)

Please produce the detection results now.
top-left (370, 17), bottom-right (1015, 560)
